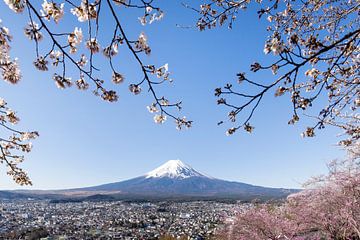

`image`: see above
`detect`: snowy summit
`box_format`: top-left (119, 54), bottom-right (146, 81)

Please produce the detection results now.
top-left (145, 160), bottom-right (205, 179)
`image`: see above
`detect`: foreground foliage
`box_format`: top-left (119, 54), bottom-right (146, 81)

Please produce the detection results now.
top-left (198, 0), bottom-right (359, 142)
top-left (219, 148), bottom-right (360, 240)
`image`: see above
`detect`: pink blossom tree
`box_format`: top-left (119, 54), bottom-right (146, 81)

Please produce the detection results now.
top-left (218, 151), bottom-right (360, 240)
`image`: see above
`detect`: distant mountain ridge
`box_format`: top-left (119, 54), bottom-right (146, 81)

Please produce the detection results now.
top-left (3, 160), bottom-right (298, 201)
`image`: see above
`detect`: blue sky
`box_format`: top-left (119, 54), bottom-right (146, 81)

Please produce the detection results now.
top-left (0, 1), bottom-right (343, 190)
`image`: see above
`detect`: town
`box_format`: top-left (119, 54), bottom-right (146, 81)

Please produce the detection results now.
top-left (0, 200), bottom-right (240, 239)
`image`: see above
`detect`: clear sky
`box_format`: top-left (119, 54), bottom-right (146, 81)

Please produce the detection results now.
top-left (0, 1), bottom-right (344, 190)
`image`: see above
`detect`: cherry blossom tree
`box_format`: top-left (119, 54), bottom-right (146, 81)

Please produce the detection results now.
top-left (218, 149), bottom-right (360, 240)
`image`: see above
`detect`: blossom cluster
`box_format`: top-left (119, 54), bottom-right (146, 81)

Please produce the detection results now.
top-left (195, 0), bottom-right (253, 31)
top-left (138, 5), bottom-right (164, 26)
top-left (71, 0), bottom-right (98, 22)
top-left (41, 0), bottom-right (64, 23)
top-left (4, 0), bottom-right (26, 13)
top-left (0, 20), bottom-right (21, 84)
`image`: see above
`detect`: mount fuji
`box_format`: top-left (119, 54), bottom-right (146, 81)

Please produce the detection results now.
top-left (6, 160), bottom-right (297, 201)
top-left (71, 160), bottom-right (296, 200)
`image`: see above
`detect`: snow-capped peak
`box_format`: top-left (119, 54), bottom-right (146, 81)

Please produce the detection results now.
top-left (145, 160), bottom-right (205, 179)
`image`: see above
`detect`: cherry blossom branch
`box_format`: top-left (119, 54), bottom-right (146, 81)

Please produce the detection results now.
top-left (22, 0), bottom-right (191, 127)
top-left (1, 0), bottom-right (192, 184)
top-left (198, 0), bottom-right (359, 140)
